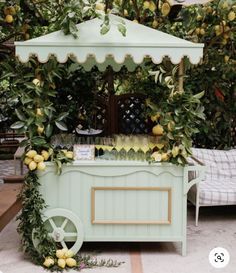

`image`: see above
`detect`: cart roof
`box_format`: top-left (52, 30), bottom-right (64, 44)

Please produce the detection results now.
top-left (15, 14), bottom-right (204, 71)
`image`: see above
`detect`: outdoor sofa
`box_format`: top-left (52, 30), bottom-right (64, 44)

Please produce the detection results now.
top-left (188, 148), bottom-right (236, 226)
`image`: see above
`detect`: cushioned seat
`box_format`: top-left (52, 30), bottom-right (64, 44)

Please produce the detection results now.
top-left (188, 148), bottom-right (236, 225)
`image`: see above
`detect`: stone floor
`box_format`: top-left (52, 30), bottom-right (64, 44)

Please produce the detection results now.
top-left (0, 205), bottom-right (236, 273)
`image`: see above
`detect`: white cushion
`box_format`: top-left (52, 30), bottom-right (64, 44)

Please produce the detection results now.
top-left (190, 148), bottom-right (236, 206)
top-left (198, 179), bottom-right (236, 205)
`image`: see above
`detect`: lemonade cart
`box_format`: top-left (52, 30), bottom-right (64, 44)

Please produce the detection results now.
top-left (15, 15), bottom-right (205, 256)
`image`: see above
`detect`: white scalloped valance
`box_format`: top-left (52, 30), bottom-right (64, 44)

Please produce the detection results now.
top-left (15, 15), bottom-right (204, 70)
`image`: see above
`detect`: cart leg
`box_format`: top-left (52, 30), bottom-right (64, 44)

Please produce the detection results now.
top-left (182, 240), bottom-right (186, 256)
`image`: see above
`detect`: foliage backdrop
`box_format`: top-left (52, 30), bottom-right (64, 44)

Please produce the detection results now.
top-left (0, 0), bottom-right (235, 148)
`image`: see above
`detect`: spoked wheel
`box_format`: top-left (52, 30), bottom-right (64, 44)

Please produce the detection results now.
top-left (33, 208), bottom-right (84, 254)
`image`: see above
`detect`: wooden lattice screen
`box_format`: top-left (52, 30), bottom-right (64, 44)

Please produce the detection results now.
top-left (91, 93), bottom-right (151, 135)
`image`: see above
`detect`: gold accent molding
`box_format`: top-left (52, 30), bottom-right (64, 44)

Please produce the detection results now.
top-left (91, 186), bottom-right (172, 225)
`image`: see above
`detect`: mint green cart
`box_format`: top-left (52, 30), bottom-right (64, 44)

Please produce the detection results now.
top-left (37, 161), bottom-right (205, 256)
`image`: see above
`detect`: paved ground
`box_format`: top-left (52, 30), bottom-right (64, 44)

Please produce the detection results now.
top-left (0, 160), bottom-right (26, 183)
top-left (0, 205), bottom-right (236, 273)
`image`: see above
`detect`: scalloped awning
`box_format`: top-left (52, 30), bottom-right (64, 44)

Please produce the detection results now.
top-left (15, 15), bottom-right (204, 71)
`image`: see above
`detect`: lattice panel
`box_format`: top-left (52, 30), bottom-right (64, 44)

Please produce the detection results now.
top-left (117, 96), bottom-right (150, 134)
top-left (94, 105), bottom-right (107, 131)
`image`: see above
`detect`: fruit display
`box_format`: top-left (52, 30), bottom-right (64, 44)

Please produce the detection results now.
top-left (43, 248), bottom-right (77, 269)
top-left (24, 148), bottom-right (74, 172)
top-left (24, 149), bottom-right (50, 171)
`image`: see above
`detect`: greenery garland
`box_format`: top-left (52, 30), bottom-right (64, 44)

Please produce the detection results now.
top-left (17, 171), bottom-right (56, 265)
top-left (17, 165), bottom-right (123, 271)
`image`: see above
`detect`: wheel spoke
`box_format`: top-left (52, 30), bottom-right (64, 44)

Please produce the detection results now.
top-left (49, 218), bottom-right (57, 230)
top-left (64, 232), bottom-right (77, 238)
top-left (61, 218), bottom-right (69, 230)
top-left (61, 240), bottom-right (67, 249)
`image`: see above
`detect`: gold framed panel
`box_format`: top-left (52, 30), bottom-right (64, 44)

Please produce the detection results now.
top-left (91, 186), bottom-right (172, 225)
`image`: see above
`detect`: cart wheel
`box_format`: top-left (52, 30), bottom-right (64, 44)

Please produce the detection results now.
top-left (33, 208), bottom-right (84, 254)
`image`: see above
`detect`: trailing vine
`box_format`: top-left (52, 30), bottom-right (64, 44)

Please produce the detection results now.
top-left (17, 171), bottom-right (56, 265)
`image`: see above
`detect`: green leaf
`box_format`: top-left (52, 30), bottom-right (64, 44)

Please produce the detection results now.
top-left (26, 117), bottom-right (34, 126)
top-left (55, 121), bottom-right (68, 131)
top-left (167, 132), bottom-right (174, 140)
top-left (11, 121), bottom-right (25, 129)
top-left (19, 139), bottom-right (29, 148)
top-left (31, 136), bottom-right (47, 146)
top-left (100, 25), bottom-right (110, 35)
top-left (193, 91), bottom-right (205, 100)
top-left (69, 20), bottom-right (78, 38)
top-left (15, 109), bottom-right (26, 121)
top-left (45, 124), bottom-right (53, 138)
top-left (56, 112), bottom-right (69, 121)
top-left (21, 96), bottom-right (33, 105)
top-left (118, 24), bottom-right (126, 36)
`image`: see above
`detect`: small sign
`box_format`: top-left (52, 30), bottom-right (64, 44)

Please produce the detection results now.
top-left (73, 145), bottom-right (95, 161)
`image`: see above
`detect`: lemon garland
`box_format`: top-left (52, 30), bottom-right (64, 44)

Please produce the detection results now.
top-left (18, 149), bottom-right (123, 270)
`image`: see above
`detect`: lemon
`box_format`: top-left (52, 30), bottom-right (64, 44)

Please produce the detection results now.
top-left (152, 124), bottom-right (164, 136)
top-left (58, 258), bottom-right (66, 269)
top-left (161, 153), bottom-right (169, 161)
top-left (95, 3), bottom-right (105, 11)
top-left (37, 161), bottom-right (46, 171)
top-left (133, 19), bottom-right (139, 23)
top-left (65, 249), bottom-right (74, 258)
top-left (223, 33), bottom-right (230, 39)
top-left (32, 78), bottom-right (40, 86)
top-left (195, 28), bottom-right (201, 35)
top-left (5, 15), bottom-right (13, 23)
top-left (228, 11), bottom-right (235, 21)
top-left (9, 6), bottom-right (16, 15)
top-left (33, 154), bottom-right (44, 163)
top-left (124, 9), bottom-right (128, 16)
top-left (224, 55), bottom-right (230, 63)
top-left (172, 146), bottom-right (179, 158)
top-left (36, 108), bottom-right (43, 116)
top-left (161, 3), bottom-right (171, 17)
top-left (200, 28), bottom-right (205, 35)
top-left (56, 249), bottom-right (67, 259)
top-left (151, 152), bottom-right (162, 162)
top-left (26, 150), bottom-right (37, 159)
top-left (29, 161), bottom-right (37, 171)
top-left (66, 257), bottom-right (77, 267)
top-left (206, 6), bottom-right (213, 14)
top-left (24, 157), bottom-right (32, 165)
top-left (151, 113), bottom-right (160, 122)
top-left (143, 1), bottom-right (150, 9)
top-left (167, 121), bottom-right (175, 132)
top-left (149, 1), bottom-right (156, 12)
top-left (41, 150), bottom-right (49, 161)
top-left (222, 1), bottom-right (228, 9)
top-left (196, 15), bottom-right (203, 21)
top-left (65, 151), bottom-right (74, 159)
top-left (43, 257), bottom-right (54, 268)
top-left (152, 20), bottom-right (158, 28)
top-left (37, 126), bottom-right (44, 134)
